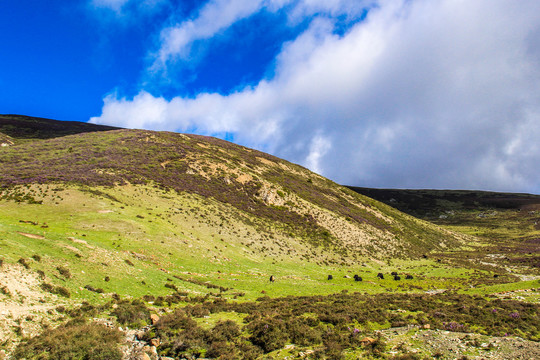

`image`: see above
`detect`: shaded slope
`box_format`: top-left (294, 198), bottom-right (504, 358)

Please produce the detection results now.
top-left (0, 114), bottom-right (119, 140)
top-left (347, 187), bottom-right (540, 218)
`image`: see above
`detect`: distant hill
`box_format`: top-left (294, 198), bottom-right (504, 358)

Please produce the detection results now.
top-left (347, 186), bottom-right (540, 219)
top-left (0, 114), bottom-right (119, 141)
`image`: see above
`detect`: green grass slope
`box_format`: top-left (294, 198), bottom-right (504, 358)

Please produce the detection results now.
top-left (0, 126), bottom-right (465, 260)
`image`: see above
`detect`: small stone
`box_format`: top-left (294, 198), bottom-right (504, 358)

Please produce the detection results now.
top-left (360, 337), bottom-right (376, 346)
top-left (150, 338), bottom-right (160, 347)
top-left (423, 324), bottom-right (431, 329)
top-left (139, 354), bottom-right (151, 360)
top-left (150, 314), bottom-right (160, 324)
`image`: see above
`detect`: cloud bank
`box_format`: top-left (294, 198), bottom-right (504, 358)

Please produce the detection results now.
top-left (90, 0), bottom-right (540, 193)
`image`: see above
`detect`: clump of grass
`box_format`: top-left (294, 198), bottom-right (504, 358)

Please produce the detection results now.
top-left (18, 258), bottom-right (30, 269)
top-left (0, 285), bottom-right (11, 296)
top-left (36, 270), bottom-right (45, 279)
top-left (84, 285), bottom-right (104, 294)
top-left (124, 259), bottom-right (134, 267)
top-left (40, 283), bottom-right (70, 298)
top-left (56, 266), bottom-right (71, 279)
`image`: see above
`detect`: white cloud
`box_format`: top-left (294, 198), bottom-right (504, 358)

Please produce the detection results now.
top-left (148, 0), bottom-right (375, 73)
top-left (91, 0), bottom-right (540, 193)
top-left (151, 0), bottom-right (269, 72)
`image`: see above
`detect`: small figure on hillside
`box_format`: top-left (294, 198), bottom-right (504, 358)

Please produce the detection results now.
top-left (354, 275), bottom-right (362, 282)
top-left (377, 273), bottom-right (384, 279)
top-left (327, 275), bottom-right (333, 280)
top-left (391, 271), bottom-right (398, 276)
top-left (269, 275), bottom-right (275, 282)
top-left (406, 274), bottom-right (413, 280)
top-left (393, 275), bottom-right (401, 281)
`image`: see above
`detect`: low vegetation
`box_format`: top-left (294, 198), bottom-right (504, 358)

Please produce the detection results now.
top-left (12, 319), bottom-right (124, 360)
top-left (11, 291), bottom-right (540, 359)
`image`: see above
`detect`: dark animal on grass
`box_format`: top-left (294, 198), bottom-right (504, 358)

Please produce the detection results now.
top-left (493, 274), bottom-right (499, 278)
top-left (354, 275), bottom-right (362, 282)
top-left (391, 271), bottom-right (398, 276)
top-left (327, 275), bottom-right (333, 280)
top-left (393, 275), bottom-right (401, 281)
top-left (377, 273), bottom-right (384, 279)
top-left (406, 275), bottom-right (413, 280)
top-left (269, 275), bottom-right (275, 282)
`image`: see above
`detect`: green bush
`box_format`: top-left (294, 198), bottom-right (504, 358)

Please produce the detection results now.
top-left (111, 301), bottom-right (150, 327)
top-left (12, 321), bottom-right (123, 360)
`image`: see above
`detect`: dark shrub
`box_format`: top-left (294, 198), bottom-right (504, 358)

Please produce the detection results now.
top-left (209, 320), bottom-right (241, 342)
top-left (286, 318), bottom-right (321, 346)
top-left (111, 301), bottom-right (149, 327)
top-left (248, 317), bottom-right (288, 353)
top-left (40, 283), bottom-right (70, 298)
top-left (205, 341), bottom-right (237, 359)
top-left (184, 304), bottom-right (210, 318)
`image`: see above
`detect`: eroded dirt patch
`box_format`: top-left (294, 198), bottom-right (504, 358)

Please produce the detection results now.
top-left (0, 264), bottom-right (65, 351)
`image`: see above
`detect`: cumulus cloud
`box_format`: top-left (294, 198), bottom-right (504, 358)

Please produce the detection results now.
top-left (91, 0), bottom-right (540, 193)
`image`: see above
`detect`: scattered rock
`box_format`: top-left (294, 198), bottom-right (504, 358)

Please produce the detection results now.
top-left (360, 337), bottom-right (376, 346)
top-left (150, 338), bottom-right (160, 347)
top-left (150, 314), bottom-right (160, 325)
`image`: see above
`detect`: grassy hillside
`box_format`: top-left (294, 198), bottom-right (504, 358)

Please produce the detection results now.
top-left (0, 126), bottom-right (465, 260)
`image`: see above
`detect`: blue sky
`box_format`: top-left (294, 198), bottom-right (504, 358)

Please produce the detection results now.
top-left (2, 0), bottom-right (540, 193)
